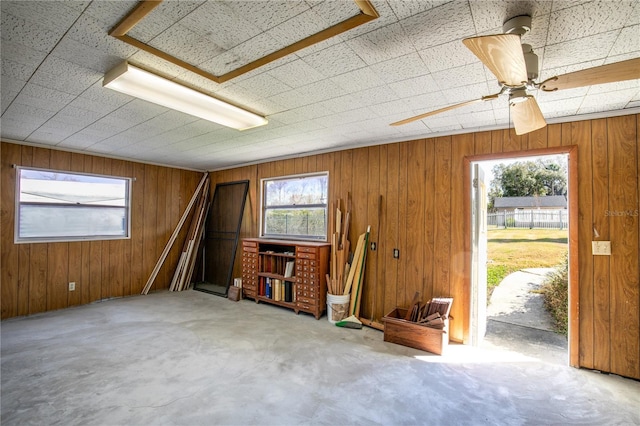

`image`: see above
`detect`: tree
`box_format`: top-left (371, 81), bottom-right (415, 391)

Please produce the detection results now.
top-left (488, 159), bottom-right (567, 210)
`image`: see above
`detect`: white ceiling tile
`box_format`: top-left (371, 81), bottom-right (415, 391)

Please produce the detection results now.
top-left (30, 56), bottom-right (102, 95)
top-left (289, 103), bottom-right (335, 120)
top-left (419, 40), bottom-right (478, 73)
top-left (297, 79), bottom-right (347, 105)
top-left (329, 67), bottom-right (386, 93)
top-left (200, 32), bottom-right (281, 76)
top-left (50, 37), bottom-right (124, 73)
top-left (521, 13), bottom-right (551, 49)
top-left (1, 9), bottom-right (64, 53)
top-left (388, 74), bottom-right (439, 99)
top-left (387, 1), bottom-right (450, 21)
top-left (547, 1), bottom-right (633, 44)
top-left (370, 53), bottom-right (429, 84)
top-left (308, 0), bottom-right (361, 28)
top-left (316, 94), bottom-right (361, 114)
top-left (26, 130), bottom-right (67, 144)
top-left (0, 120), bottom-right (39, 140)
top-left (368, 98), bottom-right (415, 117)
top-left (128, 1), bottom-right (204, 43)
top-left (578, 88), bottom-right (638, 114)
top-left (82, 0), bottom-right (137, 26)
top-left (0, 39), bottom-right (48, 76)
top-left (66, 13), bottom-right (137, 58)
top-left (460, 109), bottom-right (497, 128)
top-left (400, 1), bottom-right (475, 51)
top-left (12, 83), bottom-right (76, 113)
top-left (3, 102), bottom-right (58, 124)
top-left (626, 1), bottom-right (640, 26)
top-left (302, 43), bottom-right (367, 78)
top-left (432, 62), bottom-right (488, 90)
top-left (236, 73), bottom-right (292, 98)
top-left (57, 132), bottom-right (105, 149)
top-left (346, 22), bottom-right (414, 65)
top-left (2, 1), bottom-right (83, 30)
top-left (444, 82), bottom-right (494, 105)
top-left (539, 95), bottom-right (583, 116)
top-left (610, 25), bottom-right (640, 57)
top-left (268, 59), bottom-right (325, 88)
top-left (147, 23), bottom-right (224, 66)
top-left (226, 1), bottom-right (310, 32)
top-left (333, 1), bottom-right (398, 40)
top-left (265, 8), bottom-right (325, 47)
top-left (351, 85), bottom-right (401, 107)
top-left (543, 30), bottom-right (619, 69)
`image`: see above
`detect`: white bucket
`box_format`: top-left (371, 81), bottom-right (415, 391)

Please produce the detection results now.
top-left (327, 293), bottom-right (350, 324)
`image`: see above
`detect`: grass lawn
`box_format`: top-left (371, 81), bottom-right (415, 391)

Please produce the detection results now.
top-left (487, 228), bottom-right (568, 297)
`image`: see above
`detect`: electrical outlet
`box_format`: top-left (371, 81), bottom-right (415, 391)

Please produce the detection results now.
top-left (370, 242), bottom-right (377, 251)
top-left (592, 241), bottom-right (611, 256)
top-left (68, 282), bottom-right (76, 291)
top-left (393, 249), bottom-right (400, 259)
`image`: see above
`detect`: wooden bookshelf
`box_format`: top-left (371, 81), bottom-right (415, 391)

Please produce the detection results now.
top-left (241, 238), bottom-right (330, 319)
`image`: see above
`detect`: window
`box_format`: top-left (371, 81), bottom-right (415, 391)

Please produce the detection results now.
top-left (261, 172), bottom-right (328, 241)
top-left (15, 167), bottom-right (131, 243)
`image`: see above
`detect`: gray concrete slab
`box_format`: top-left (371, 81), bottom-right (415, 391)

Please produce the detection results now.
top-left (2, 290), bottom-right (639, 425)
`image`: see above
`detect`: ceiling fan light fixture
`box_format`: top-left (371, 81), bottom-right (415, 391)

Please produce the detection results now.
top-left (103, 62), bottom-right (268, 131)
top-left (509, 88), bottom-right (529, 105)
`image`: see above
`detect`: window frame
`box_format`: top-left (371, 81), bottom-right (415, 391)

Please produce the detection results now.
top-left (14, 166), bottom-right (132, 244)
top-left (260, 171), bottom-right (329, 242)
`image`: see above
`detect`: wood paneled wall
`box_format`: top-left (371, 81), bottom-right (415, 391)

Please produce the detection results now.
top-left (210, 114), bottom-right (639, 380)
top-left (1, 142), bottom-right (202, 319)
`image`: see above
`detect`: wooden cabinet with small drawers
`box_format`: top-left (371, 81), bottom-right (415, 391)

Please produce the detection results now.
top-left (241, 238), bottom-right (330, 319)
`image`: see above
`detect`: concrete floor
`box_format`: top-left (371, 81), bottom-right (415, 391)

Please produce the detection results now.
top-left (2, 290), bottom-right (639, 425)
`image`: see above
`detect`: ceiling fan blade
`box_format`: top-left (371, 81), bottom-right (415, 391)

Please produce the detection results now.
top-left (511, 96), bottom-right (547, 135)
top-left (390, 93), bottom-right (500, 127)
top-left (540, 57), bottom-right (640, 92)
top-left (463, 34), bottom-right (528, 87)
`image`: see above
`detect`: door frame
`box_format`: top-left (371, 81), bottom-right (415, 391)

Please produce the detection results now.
top-left (463, 145), bottom-right (579, 367)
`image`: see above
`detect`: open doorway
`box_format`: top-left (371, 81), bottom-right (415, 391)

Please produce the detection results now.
top-left (467, 147), bottom-right (578, 366)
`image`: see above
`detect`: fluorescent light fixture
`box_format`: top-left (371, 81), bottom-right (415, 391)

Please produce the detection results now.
top-left (103, 62), bottom-right (268, 130)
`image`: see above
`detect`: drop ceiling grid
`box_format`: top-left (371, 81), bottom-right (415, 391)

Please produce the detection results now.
top-left (0, 0), bottom-right (638, 171)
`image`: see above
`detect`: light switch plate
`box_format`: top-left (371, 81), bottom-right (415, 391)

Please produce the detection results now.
top-left (592, 241), bottom-right (611, 256)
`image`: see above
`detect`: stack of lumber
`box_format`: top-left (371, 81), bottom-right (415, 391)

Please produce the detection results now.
top-left (326, 198), bottom-right (351, 295)
top-left (169, 177), bottom-right (211, 291)
top-left (403, 293), bottom-right (453, 329)
top-left (141, 173), bottom-right (209, 295)
top-left (325, 197), bottom-right (371, 318)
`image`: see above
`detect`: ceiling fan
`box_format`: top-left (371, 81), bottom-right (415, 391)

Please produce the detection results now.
top-left (391, 15), bottom-right (640, 135)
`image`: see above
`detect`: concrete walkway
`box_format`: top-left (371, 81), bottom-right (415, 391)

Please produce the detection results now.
top-left (483, 268), bottom-right (568, 365)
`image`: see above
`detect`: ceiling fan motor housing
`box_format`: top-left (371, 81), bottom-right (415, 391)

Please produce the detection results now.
top-left (503, 15), bottom-right (532, 35)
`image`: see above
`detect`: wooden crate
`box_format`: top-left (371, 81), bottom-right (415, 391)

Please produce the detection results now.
top-left (382, 308), bottom-right (448, 355)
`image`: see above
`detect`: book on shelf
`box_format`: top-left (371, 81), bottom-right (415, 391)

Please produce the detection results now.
top-left (274, 279), bottom-right (281, 302)
top-left (284, 280), bottom-right (293, 302)
top-left (265, 277), bottom-right (271, 299)
top-left (284, 261), bottom-right (295, 278)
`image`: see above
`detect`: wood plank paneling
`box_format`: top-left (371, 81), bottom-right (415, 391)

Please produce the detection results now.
top-left (1, 142), bottom-right (200, 314)
top-left (377, 144), bottom-right (389, 318)
top-left (130, 163), bottom-right (145, 295)
top-left (383, 144), bottom-right (399, 316)
top-left (607, 115), bottom-right (639, 378)
top-left (450, 133), bottom-right (475, 340)
top-left (1, 143), bottom-right (20, 319)
top-left (528, 126), bottom-right (548, 150)
top-left (142, 165), bottom-right (158, 292)
top-left (405, 140), bottom-right (425, 306)
top-left (396, 142), bottom-right (409, 307)
top-left (433, 137), bottom-right (452, 298)
top-left (475, 131), bottom-right (492, 155)
top-left (363, 146), bottom-right (380, 321)
top-left (591, 118), bottom-right (609, 371)
top-left (423, 139), bottom-right (435, 303)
